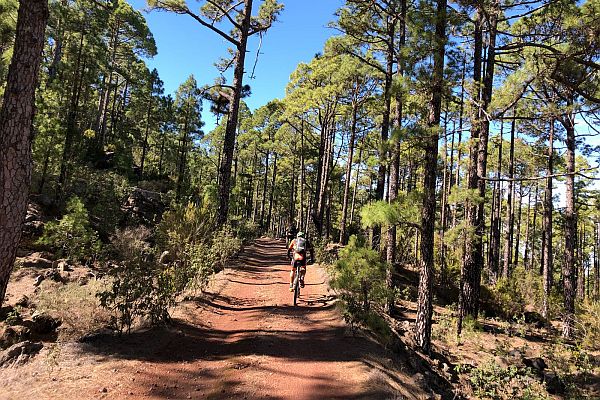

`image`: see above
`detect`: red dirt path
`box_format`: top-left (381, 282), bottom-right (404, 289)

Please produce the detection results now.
top-left (1, 238), bottom-right (428, 399)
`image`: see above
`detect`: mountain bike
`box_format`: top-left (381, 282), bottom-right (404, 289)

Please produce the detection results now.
top-left (292, 260), bottom-right (303, 306)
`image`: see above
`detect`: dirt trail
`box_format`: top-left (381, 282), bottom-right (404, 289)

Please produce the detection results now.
top-left (1, 238), bottom-right (426, 400)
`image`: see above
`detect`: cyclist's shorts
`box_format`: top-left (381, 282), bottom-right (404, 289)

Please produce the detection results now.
top-left (290, 259), bottom-right (307, 271)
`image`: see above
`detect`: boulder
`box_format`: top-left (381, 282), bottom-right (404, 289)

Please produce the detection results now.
top-left (523, 311), bottom-right (547, 329)
top-left (0, 341), bottom-right (43, 367)
top-left (0, 306), bottom-right (15, 322)
top-left (54, 260), bottom-right (72, 272)
top-left (22, 202), bottom-right (46, 237)
top-left (121, 188), bottom-right (165, 226)
top-left (15, 295), bottom-right (29, 308)
top-left (20, 253), bottom-right (54, 269)
top-left (31, 312), bottom-right (61, 334)
top-left (33, 275), bottom-right (44, 287)
top-left (44, 269), bottom-right (65, 283)
top-left (0, 326), bottom-right (31, 349)
top-left (524, 357), bottom-right (547, 374)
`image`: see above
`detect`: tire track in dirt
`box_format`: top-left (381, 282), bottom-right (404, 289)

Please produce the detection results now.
top-left (0, 238), bottom-right (427, 400)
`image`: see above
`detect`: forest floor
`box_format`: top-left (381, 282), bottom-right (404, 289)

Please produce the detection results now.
top-left (0, 238), bottom-right (440, 400)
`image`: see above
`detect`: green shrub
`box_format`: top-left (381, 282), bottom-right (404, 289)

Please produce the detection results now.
top-left (485, 277), bottom-right (526, 320)
top-left (469, 360), bottom-right (550, 400)
top-left (211, 227), bottom-right (242, 270)
top-left (38, 196), bottom-right (102, 263)
top-left (330, 235), bottom-right (390, 314)
top-left (575, 300), bottom-right (600, 350)
top-left (233, 220), bottom-right (260, 244)
top-left (68, 167), bottom-right (130, 237)
top-left (156, 201), bottom-right (215, 257)
top-left (98, 227), bottom-right (178, 333)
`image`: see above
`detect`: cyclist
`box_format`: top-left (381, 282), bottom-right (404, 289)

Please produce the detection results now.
top-left (287, 231), bottom-right (315, 291)
top-left (285, 222), bottom-right (298, 245)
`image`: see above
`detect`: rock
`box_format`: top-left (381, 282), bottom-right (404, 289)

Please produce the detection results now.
top-left (31, 312), bottom-right (61, 334)
top-left (15, 295), bottom-right (29, 308)
top-left (544, 371), bottom-right (566, 395)
top-left (121, 188), bottom-right (165, 226)
top-left (0, 306), bottom-right (15, 321)
top-left (523, 311), bottom-right (547, 328)
top-left (0, 341), bottom-right (43, 367)
top-left (20, 253), bottom-right (54, 269)
top-left (494, 355), bottom-right (510, 369)
top-left (95, 151), bottom-right (115, 169)
top-left (54, 260), bottom-right (72, 272)
top-left (159, 251), bottom-right (176, 265)
top-left (508, 349), bottom-right (523, 359)
top-left (23, 221), bottom-right (44, 237)
top-left (44, 269), bottom-right (65, 283)
top-left (0, 326), bottom-right (31, 349)
top-left (524, 357), bottom-right (547, 374)
top-left (77, 276), bottom-right (89, 286)
top-left (33, 275), bottom-right (44, 287)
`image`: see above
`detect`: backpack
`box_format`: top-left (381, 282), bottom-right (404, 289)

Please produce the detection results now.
top-left (295, 237), bottom-right (307, 255)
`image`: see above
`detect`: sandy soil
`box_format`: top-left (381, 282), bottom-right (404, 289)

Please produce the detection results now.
top-left (0, 238), bottom-right (431, 400)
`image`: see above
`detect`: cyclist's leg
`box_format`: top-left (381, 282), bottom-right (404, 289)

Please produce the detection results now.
top-left (289, 260), bottom-right (296, 290)
top-left (299, 260), bottom-right (307, 287)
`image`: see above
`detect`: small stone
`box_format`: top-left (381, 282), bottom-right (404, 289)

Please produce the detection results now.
top-left (100, 388), bottom-right (108, 393)
top-left (33, 275), bottom-right (44, 287)
top-left (15, 295), bottom-right (29, 308)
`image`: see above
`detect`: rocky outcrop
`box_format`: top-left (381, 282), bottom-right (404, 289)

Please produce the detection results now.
top-left (121, 188), bottom-right (165, 226)
top-left (0, 341), bottom-right (43, 367)
top-left (19, 252), bottom-right (54, 269)
top-left (0, 326), bottom-right (31, 349)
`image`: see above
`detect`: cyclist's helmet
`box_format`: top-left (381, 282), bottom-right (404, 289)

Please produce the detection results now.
top-left (297, 231), bottom-right (305, 238)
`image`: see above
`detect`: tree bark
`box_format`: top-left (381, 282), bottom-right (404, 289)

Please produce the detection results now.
top-left (459, 5), bottom-right (497, 333)
top-left (0, 0), bottom-right (49, 308)
top-left (340, 99), bottom-right (358, 244)
top-left (217, 0), bottom-right (253, 226)
top-left (542, 120), bottom-right (554, 318)
top-left (415, 0), bottom-right (446, 353)
top-left (561, 108), bottom-right (576, 338)
top-left (502, 117), bottom-right (516, 279)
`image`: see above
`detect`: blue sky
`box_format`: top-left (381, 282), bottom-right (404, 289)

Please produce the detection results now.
top-left (129, 0), bottom-right (344, 132)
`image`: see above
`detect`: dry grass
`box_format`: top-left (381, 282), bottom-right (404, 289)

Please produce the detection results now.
top-left (33, 279), bottom-right (114, 340)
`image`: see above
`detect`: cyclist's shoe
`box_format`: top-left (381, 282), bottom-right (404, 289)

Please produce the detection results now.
top-left (289, 285), bottom-right (294, 292)
top-left (300, 280), bottom-right (305, 288)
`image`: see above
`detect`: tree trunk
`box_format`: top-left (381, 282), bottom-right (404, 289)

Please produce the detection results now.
top-left (502, 117), bottom-right (516, 279)
top-left (459, 5), bottom-right (496, 333)
top-left (0, 0), bottom-right (49, 308)
top-left (57, 31), bottom-right (84, 196)
top-left (350, 139), bottom-right (364, 224)
top-left (561, 108), bottom-right (576, 338)
top-left (373, 22), bottom-right (395, 252)
top-left (340, 100), bottom-right (358, 244)
top-left (415, 0), bottom-right (446, 353)
top-left (542, 121), bottom-right (554, 319)
top-left (523, 185), bottom-right (532, 270)
top-left (260, 151), bottom-right (270, 226)
top-left (594, 222), bottom-right (600, 300)
top-left (140, 96), bottom-right (153, 177)
top-left (514, 185), bottom-right (523, 267)
top-left (266, 153), bottom-right (277, 231)
top-left (489, 123), bottom-right (503, 281)
top-left (217, 0), bottom-right (253, 226)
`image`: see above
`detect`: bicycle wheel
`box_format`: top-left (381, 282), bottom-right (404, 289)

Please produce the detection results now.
top-left (293, 270), bottom-right (300, 306)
